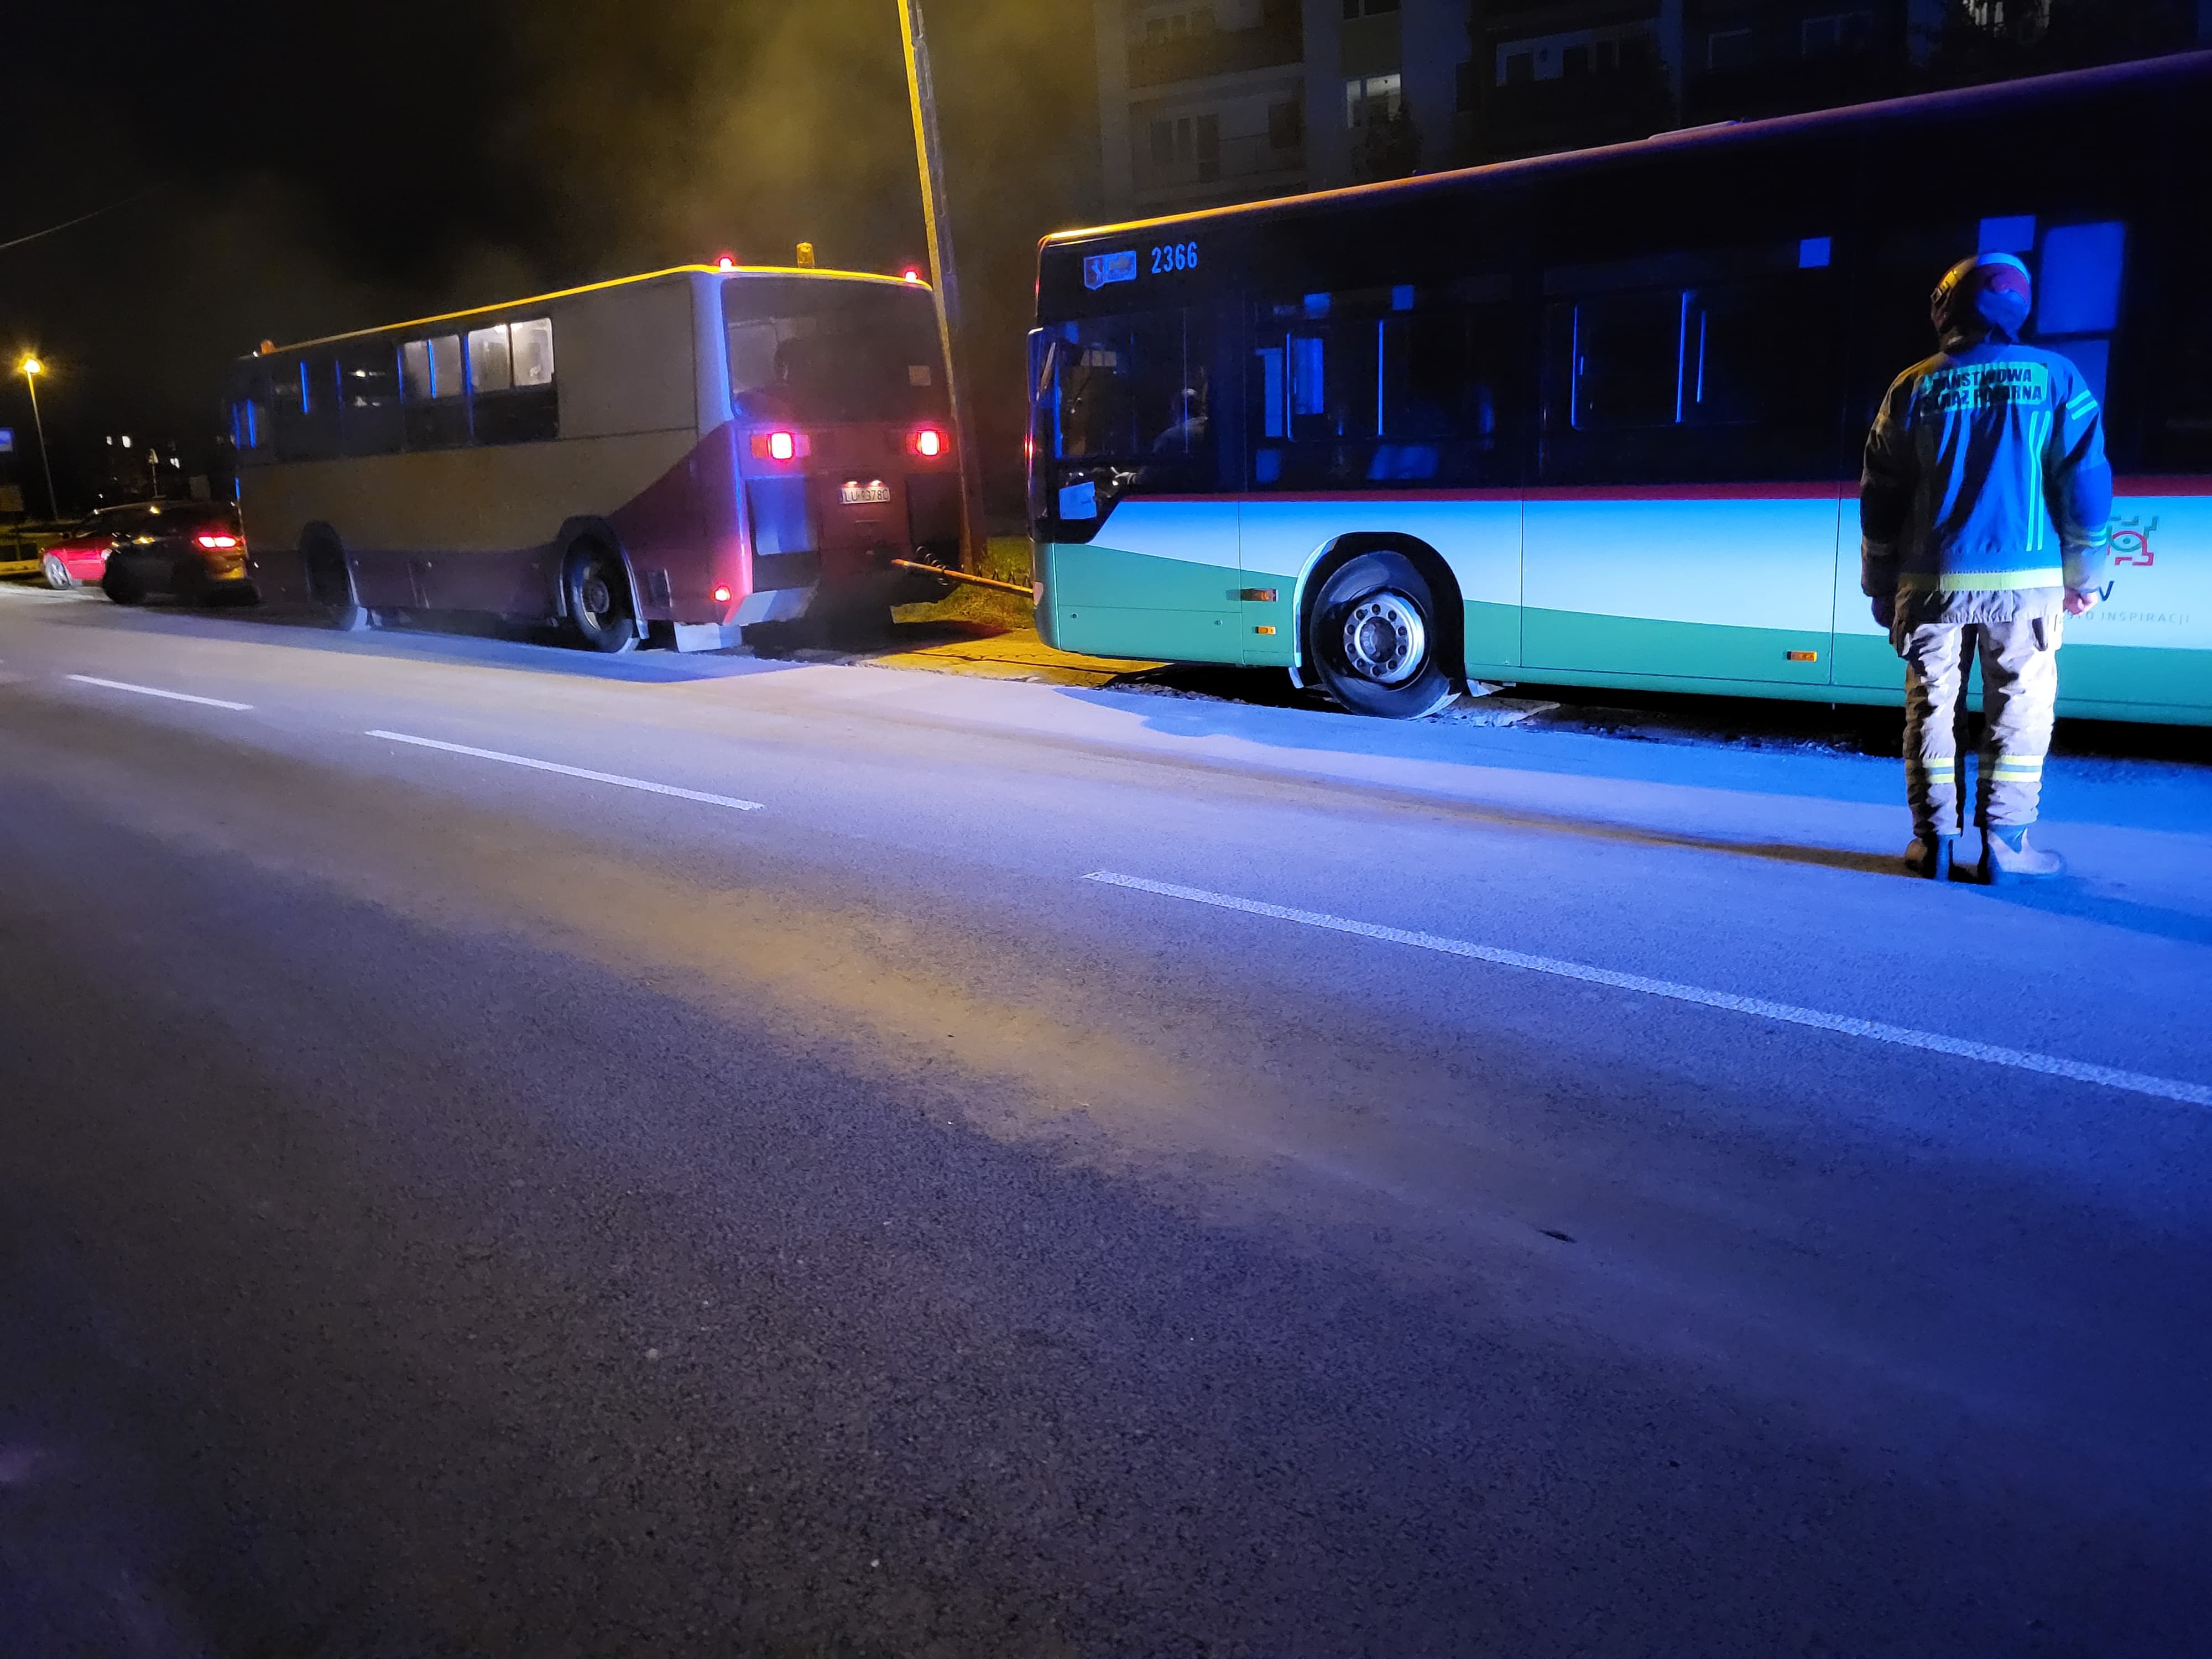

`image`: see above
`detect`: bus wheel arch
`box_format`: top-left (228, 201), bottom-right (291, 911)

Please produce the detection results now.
top-left (300, 524), bottom-right (371, 631)
top-left (1296, 534), bottom-right (1464, 719)
top-left (557, 523), bottom-right (643, 654)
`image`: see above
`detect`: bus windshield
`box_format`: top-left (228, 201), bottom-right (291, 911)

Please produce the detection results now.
top-left (724, 278), bottom-right (948, 424)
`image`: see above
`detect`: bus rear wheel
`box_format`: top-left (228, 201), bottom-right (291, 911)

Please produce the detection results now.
top-left (1305, 551), bottom-right (1459, 719)
top-left (566, 547), bottom-right (639, 654)
top-left (305, 540), bottom-right (371, 631)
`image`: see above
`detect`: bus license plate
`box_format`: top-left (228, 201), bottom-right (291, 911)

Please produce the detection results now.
top-left (839, 481), bottom-right (892, 505)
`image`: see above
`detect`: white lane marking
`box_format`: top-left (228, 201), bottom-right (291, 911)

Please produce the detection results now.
top-left (67, 674), bottom-right (253, 711)
top-left (366, 729), bottom-right (765, 812)
top-left (1085, 871), bottom-right (2212, 1110)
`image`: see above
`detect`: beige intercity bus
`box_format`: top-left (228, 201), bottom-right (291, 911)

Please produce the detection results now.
top-left (232, 262), bottom-right (962, 651)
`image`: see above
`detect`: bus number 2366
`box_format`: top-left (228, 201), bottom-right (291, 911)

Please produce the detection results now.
top-left (1151, 241), bottom-right (1199, 274)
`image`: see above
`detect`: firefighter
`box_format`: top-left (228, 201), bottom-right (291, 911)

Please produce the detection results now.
top-left (1860, 252), bottom-right (2112, 883)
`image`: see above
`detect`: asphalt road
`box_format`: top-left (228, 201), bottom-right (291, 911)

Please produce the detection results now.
top-left (3, 583), bottom-right (2209, 1658)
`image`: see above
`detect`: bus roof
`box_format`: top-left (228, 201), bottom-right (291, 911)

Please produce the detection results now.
top-left (1042, 46), bottom-right (2212, 251)
top-left (255, 262), bottom-right (931, 359)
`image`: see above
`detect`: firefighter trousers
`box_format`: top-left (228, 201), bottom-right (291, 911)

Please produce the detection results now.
top-left (1898, 614), bottom-right (2059, 839)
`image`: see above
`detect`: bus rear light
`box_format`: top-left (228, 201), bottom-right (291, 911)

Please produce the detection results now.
top-left (713, 585), bottom-right (733, 603)
top-left (910, 425), bottom-right (946, 458)
top-left (752, 430), bottom-right (811, 462)
top-left (195, 534), bottom-right (240, 549)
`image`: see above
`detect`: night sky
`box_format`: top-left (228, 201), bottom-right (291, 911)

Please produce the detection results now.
top-left (2, 0), bottom-right (1100, 514)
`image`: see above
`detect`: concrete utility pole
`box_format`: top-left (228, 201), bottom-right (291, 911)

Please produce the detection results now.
top-left (18, 357), bottom-right (58, 521)
top-left (897, 0), bottom-right (987, 572)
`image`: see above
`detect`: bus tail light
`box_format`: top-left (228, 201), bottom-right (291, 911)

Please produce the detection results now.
top-left (713, 585), bottom-right (733, 603)
top-left (910, 425), bottom-right (946, 458)
top-left (195, 533), bottom-right (240, 549)
top-left (752, 430), bottom-right (811, 462)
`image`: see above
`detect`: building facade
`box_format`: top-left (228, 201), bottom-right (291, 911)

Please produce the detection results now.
top-left (1093, 0), bottom-right (2212, 218)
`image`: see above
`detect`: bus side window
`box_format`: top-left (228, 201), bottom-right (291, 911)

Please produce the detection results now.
top-left (234, 368), bottom-right (273, 460)
top-left (267, 358), bottom-right (307, 458)
top-left (270, 356), bottom-right (341, 462)
top-left (1566, 291), bottom-right (1682, 430)
top-left (1683, 283), bottom-right (1799, 427)
top-left (1545, 259), bottom-right (1838, 484)
top-left (2031, 221), bottom-right (2124, 419)
top-left (403, 335), bottom-right (471, 450)
top-left (340, 346), bottom-right (403, 457)
top-left (470, 318), bottom-right (559, 445)
top-left (1250, 288), bottom-right (1517, 489)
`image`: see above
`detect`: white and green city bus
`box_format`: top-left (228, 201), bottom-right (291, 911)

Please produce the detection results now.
top-left (1027, 51), bottom-right (2212, 721)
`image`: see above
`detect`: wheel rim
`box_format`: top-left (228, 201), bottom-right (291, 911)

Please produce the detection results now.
top-left (43, 555), bottom-right (66, 588)
top-left (1338, 589), bottom-right (1427, 686)
top-left (579, 571), bottom-right (614, 627)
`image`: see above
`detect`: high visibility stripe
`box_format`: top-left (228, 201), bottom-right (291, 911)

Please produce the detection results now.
top-left (2026, 410), bottom-right (2051, 555)
top-left (1896, 568), bottom-right (2066, 593)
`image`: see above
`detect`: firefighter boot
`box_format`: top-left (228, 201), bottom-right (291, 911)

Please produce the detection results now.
top-left (1903, 836), bottom-right (1954, 880)
top-left (1980, 824), bottom-right (2064, 884)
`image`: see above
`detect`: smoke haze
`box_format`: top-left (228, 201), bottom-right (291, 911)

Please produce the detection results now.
top-left (2, 0), bottom-right (1099, 515)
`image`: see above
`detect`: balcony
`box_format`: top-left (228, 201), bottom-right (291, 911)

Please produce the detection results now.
top-left (1131, 131), bottom-right (1306, 205)
top-left (1684, 51), bottom-right (1910, 126)
top-left (1479, 64), bottom-right (1673, 159)
top-left (1128, 15), bottom-right (1302, 90)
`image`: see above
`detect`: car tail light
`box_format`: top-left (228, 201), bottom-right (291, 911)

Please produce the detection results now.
top-left (713, 585), bottom-right (732, 603)
top-left (910, 425), bottom-right (946, 458)
top-left (751, 430), bottom-right (810, 462)
top-left (195, 533), bottom-right (240, 550)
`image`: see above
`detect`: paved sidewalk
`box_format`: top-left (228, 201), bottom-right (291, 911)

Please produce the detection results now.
top-left (864, 623), bottom-right (1159, 688)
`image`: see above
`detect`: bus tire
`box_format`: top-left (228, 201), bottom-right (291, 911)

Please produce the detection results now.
top-left (565, 544), bottom-right (639, 654)
top-left (1305, 551), bottom-right (1459, 719)
top-left (304, 536), bottom-right (371, 631)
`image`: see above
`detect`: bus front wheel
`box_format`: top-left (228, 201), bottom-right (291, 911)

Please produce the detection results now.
top-left (1305, 552), bottom-right (1458, 719)
top-left (566, 547), bottom-right (639, 654)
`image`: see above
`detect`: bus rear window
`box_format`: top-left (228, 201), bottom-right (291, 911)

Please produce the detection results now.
top-left (723, 277), bottom-right (947, 424)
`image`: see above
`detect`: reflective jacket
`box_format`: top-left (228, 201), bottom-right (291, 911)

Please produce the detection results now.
top-left (1860, 339), bottom-right (2112, 625)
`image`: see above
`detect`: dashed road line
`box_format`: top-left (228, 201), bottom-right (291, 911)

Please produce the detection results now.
top-left (67, 674), bottom-right (253, 711)
top-left (366, 729), bottom-right (765, 811)
top-left (1084, 870), bottom-right (2212, 1110)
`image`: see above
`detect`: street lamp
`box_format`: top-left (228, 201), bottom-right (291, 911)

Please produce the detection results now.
top-left (16, 355), bottom-right (58, 522)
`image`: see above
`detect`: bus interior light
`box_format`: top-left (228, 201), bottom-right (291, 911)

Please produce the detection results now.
top-left (910, 425), bottom-right (946, 458)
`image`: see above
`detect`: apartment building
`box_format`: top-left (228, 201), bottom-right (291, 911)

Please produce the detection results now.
top-left (1093, 0), bottom-right (2212, 217)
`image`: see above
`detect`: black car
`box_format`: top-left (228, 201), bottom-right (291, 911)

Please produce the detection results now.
top-left (95, 500), bottom-right (257, 606)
